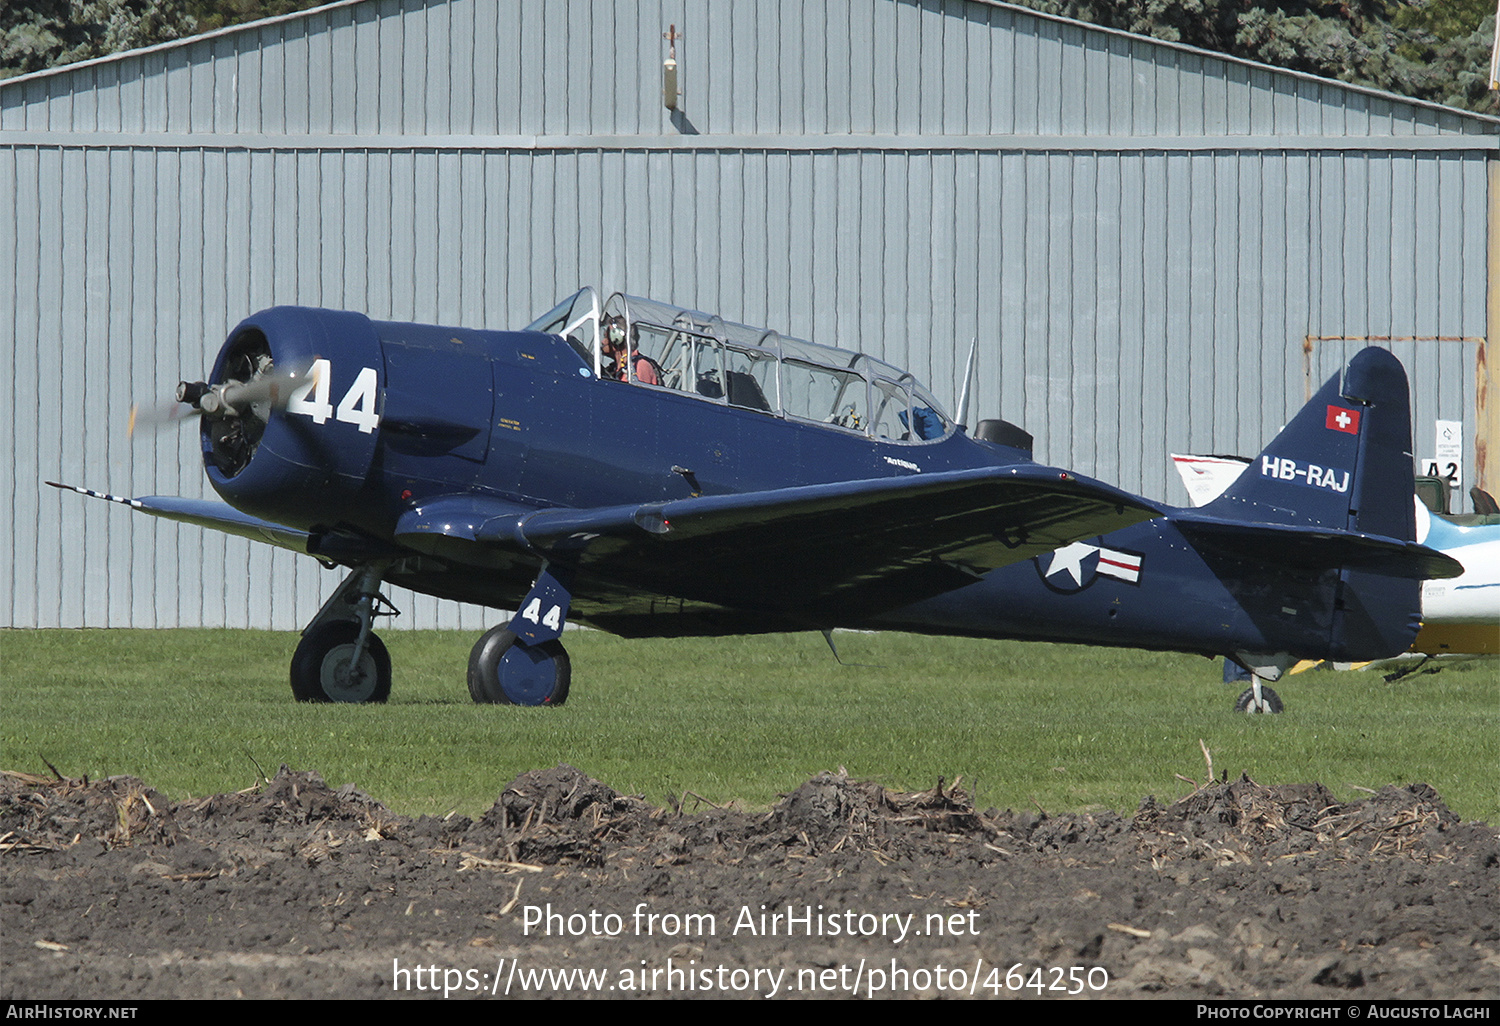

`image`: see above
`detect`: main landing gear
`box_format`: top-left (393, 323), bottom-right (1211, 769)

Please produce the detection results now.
top-left (290, 565), bottom-right (398, 703)
top-left (289, 563), bottom-right (574, 706)
top-left (467, 565), bottom-right (574, 706)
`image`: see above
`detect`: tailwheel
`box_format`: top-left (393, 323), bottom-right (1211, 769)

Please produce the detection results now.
top-left (1234, 683), bottom-right (1283, 714)
top-left (1230, 652), bottom-right (1289, 714)
top-left (467, 626), bottom-right (571, 706)
top-left (291, 620), bottom-right (392, 703)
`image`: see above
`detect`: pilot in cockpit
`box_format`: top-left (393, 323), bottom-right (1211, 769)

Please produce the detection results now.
top-left (602, 315), bottom-right (660, 385)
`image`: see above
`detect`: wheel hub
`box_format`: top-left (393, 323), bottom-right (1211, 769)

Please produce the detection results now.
top-left (321, 645), bottom-right (379, 702)
top-left (499, 643), bottom-right (562, 704)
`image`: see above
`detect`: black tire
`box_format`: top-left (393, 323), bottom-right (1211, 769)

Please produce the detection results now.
top-left (467, 627), bottom-right (570, 706)
top-left (1234, 684), bottom-right (1283, 714)
top-left (290, 621), bottom-right (392, 703)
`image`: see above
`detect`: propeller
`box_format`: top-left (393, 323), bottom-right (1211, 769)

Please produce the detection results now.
top-left (129, 361), bottom-right (317, 438)
top-left (127, 396), bottom-right (194, 437)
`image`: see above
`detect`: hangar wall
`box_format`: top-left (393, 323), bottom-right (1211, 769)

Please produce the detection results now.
top-left (2, 0), bottom-right (1496, 629)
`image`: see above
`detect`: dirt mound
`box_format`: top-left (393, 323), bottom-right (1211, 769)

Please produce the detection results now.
top-left (172, 764), bottom-right (389, 828)
top-left (480, 764), bottom-right (652, 830)
top-left (1131, 775), bottom-right (1480, 863)
top-left (464, 764), bottom-right (656, 866)
top-left (769, 769), bottom-right (987, 843)
top-left (165, 765), bottom-right (398, 867)
top-left (3, 765), bottom-right (1495, 1000)
top-left (0, 770), bottom-right (181, 850)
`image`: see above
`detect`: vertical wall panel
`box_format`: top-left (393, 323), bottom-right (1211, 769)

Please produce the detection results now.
top-left (1113, 155), bottom-right (1146, 493)
top-left (994, 152), bottom-right (1026, 430)
top-left (3, 150), bottom-right (32, 627)
top-left (1090, 154), bottom-right (1121, 485)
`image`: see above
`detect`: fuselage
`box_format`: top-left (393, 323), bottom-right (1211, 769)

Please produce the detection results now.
top-left (869, 517), bottom-right (1346, 658)
top-left (1413, 503), bottom-right (1500, 655)
top-left (208, 308), bottom-right (1011, 523)
top-left (201, 304), bottom-right (1416, 663)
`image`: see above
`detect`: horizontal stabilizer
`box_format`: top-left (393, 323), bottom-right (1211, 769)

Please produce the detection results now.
top-left (1172, 512), bottom-right (1462, 580)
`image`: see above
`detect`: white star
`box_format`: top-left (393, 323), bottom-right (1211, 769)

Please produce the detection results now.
top-left (1046, 542), bottom-right (1096, 586)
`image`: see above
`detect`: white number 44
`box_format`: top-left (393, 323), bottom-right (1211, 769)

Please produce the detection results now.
top-left (521, 599), bottom-right (562, 631)
top-left (287, 359), bottom-right (380, 434)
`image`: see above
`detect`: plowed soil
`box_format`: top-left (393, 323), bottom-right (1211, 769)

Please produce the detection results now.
top-left (2, 765), bottom-right (1495, 999)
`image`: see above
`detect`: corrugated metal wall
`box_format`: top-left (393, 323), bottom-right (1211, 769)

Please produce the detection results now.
top-left (5, 0), bottom-right (1489, 138)
top-left (2, 0), bottom-right (1495, 629)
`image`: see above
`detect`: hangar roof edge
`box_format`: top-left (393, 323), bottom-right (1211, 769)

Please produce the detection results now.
top-left (3, 0), bottom-right (1496, 131)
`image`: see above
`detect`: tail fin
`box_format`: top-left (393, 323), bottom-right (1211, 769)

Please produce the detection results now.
top-left (1208, 347), bottom-right (1415, 540)
top-left (1178, 348), bottom-right (1458, 660)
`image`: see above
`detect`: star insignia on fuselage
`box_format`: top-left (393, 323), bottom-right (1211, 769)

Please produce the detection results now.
top-left (1034, 539), bottom-right (1144, 593)
top-left (1045, 541), bottom-right (1097, 587)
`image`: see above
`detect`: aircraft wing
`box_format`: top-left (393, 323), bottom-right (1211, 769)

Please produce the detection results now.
top-left (47, 483), bottom-right (313, 552)
top-left (402, 466), bottom-right (1160, 619)
top-left (57, 467), bottom-right (1161, 623)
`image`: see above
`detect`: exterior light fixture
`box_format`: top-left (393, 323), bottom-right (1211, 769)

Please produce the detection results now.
top-left (663, 24), bottom-right (680, 110)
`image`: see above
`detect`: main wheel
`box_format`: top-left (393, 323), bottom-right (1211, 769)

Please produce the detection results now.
top-left (467, 627), bottom-right (570, 706)
top-left (1234, 684), bottom-right (1283, 714)
top-left (290, 621), bottom-right (392, 703)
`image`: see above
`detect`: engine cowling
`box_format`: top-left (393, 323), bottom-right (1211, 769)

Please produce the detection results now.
top-left (203, 307), bottom-right (384, 529)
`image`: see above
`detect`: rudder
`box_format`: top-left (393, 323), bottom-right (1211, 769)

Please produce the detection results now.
top-left (1205, 347), bottom-right (1422, 659)
top-left (1209, 347), bottom-right (1416, 541)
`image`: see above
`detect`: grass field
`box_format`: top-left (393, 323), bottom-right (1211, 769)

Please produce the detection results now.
top-left (1, 628), bottom-right (1495, 822)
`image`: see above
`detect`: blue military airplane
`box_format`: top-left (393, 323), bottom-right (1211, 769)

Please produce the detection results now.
top-left (52, 287), bottom-right (1460, 712)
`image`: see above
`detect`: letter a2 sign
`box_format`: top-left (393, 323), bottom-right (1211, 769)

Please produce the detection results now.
top-left (1424, 420), bottom-right (1463, 489)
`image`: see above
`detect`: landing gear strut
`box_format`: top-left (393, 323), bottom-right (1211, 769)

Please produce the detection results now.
top-left (291, 564), bottom-right (398, 703)
top-left (468, 564), bottom-right (574, 706)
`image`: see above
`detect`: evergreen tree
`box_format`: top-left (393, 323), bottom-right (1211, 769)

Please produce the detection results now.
top-left (2, 1), bottom-right (196, 78)
top-left (1019, 0), bottom-right (1497, 114)
top-left (2, 0), bottom-right (323, 80)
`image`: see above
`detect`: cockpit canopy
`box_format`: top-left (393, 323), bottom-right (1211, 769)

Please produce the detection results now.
top-left (526, 288), bottom-right (953, 444)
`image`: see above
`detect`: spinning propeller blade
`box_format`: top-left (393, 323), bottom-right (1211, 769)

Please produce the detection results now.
top-left (128, 361), bottom-right (317, 438)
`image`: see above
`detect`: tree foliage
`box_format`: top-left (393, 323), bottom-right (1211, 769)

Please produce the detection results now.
top-left (1019, 0), bottom-right (1497, 113)
top-left (3, 1), bottom-right (192, 78)
top-left (1, 0), bottom-right (324, 80)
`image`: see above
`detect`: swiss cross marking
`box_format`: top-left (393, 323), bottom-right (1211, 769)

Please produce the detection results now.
top-left (1325, 405), bottom-right (1361, 435)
